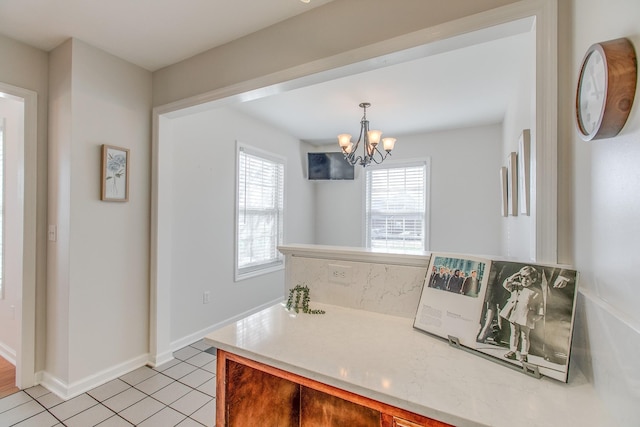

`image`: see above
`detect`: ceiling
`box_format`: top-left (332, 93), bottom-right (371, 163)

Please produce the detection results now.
top-left (231, 27), bottom-right (534, 145)
top-left (0, 0), bottom-right (335, 71)
top-left (0, 1), bottom-right (534, 144)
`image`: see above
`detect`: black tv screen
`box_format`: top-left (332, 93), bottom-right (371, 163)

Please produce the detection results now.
top-left (308, 152), bottom-right (354, 180)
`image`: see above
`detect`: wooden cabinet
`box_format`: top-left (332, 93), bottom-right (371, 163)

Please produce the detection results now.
top-left (226, 359), bottom-right (299, 427)
top-left (217, 350), bottom-right (452, 427)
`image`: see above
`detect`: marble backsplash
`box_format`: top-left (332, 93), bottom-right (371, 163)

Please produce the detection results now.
top-left (286, 256), bottom-right (428, 319)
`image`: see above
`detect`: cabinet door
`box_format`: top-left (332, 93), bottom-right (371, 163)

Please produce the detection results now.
top-left (226, 360), bottom-right (300, 427)
top-left (301, 386), bottom-right (380, 427)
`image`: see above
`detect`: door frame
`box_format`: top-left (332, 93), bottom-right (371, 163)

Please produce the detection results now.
top-left (0, 82), bottom-right (38, 389)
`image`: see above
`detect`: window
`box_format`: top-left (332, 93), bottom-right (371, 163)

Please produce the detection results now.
top-left (235, 142), bottom-right (285, 280)
top-left (365, 161), bottom-right (428, 252)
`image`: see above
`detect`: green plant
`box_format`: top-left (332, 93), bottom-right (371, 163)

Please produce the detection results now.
top-left (286, 284), bottom-right (325, 314)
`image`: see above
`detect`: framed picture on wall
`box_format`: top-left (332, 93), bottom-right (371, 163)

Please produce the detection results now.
top-left (518, 129), bottom-right (531, 215)
top-left (101, 144), bottom-right (130, 202)
top-left (507, 152), bottom-right (518, 216)
top-left (500, 167), bottom-right (508, 217)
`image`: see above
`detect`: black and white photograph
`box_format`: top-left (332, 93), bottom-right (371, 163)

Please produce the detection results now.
top-left (415, 253), bottom-right (579, 382)
top-left (474, 261), bottom-right (578, 382)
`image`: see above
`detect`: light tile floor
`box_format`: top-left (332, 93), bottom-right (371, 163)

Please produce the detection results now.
top-left (0, 340), bottom-right (217, 426)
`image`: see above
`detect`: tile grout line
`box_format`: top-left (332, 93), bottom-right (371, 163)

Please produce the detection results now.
top-left (2, 342), bottom-right (217, 427)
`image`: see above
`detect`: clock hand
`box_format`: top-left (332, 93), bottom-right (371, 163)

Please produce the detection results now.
top-left (589, 66), bottom-right (600, 94)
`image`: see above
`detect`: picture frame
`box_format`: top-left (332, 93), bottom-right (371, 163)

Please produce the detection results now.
top-left (414, 253), bottom-right (579, 383)
top-left (101, 144), bottom-right (129, 202)
top-left (500, 167), bottom-right (508, 217)
top-left (518, 129), bottom-right (531, 215)
top-left (507, 152), bottom-right (518, 216)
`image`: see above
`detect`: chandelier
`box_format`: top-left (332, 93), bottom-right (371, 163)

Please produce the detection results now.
top-left (337, 102), bottom-right (396, 167)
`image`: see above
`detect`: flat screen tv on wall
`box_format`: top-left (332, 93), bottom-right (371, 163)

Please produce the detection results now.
top-left (307, 152), bottom-right (355, 180)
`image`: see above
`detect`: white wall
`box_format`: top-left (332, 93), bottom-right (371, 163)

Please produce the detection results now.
top-left (46, 39), bottom-right (72, 386)
top-left (568, 0), bottom-right (640, 423)
top-left (0, 33), bottom-right (48, 374)
top-left (47, 39), bottom-right (152, 395)
top-left (0, 96), bottom-right (24, 363)
top-left (501, 27), bottom-right (535, 260)
top-left (312, 124), bottom-right (503, 257)
top-left (309, 157), bottom-right (363, 247)
top-left (167, 107), bottom-right (314, 343)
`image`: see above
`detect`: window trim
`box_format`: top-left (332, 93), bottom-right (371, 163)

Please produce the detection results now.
top-left (234, 141), bottom-right (286, 282)
top-left (363, 158), bottom-right (431, 252)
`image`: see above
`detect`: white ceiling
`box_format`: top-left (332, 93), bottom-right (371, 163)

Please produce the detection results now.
top-left (231, 28), bottom-right (534, 145)
top-left (0, 1), bottom-right (534, 144)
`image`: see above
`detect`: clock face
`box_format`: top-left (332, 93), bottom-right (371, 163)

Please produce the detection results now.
top-left (578, 49), bottom-right (607, 136)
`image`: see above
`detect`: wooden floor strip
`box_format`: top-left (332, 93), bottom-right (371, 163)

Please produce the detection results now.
top-left (0, 355), bottom-right (19, 399)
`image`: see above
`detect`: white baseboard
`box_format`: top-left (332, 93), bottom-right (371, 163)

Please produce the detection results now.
top-left (0, 341), bottom-right (16, 365)
top-left (37, 299), bottom-right (283, 400)
top-left (34, 370), bottom-right (44, 384)
top-left (169, 297), bottom-right (283, 352)
top-left (39, 353), bottom-right (150, 400)
top-left (147, 349), bottom-right (174, 368)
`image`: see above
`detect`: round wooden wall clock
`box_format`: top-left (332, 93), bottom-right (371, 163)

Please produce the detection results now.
top-left (576, 37), bottom-right (637, 141)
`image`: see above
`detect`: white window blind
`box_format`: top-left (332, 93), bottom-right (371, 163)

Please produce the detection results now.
top-left (365, 162), bottom-right (427, 252)
top-left (236, 143), bottom-right (284, 280)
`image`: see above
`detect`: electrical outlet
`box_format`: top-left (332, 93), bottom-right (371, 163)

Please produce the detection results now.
top-left (328, 264), bottom-right (351, 285)
top-left (203, 291), bottom-right (210, 304)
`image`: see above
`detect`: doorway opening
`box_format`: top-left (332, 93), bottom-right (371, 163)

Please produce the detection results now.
top-left (149, 1), bottom-right (558, 364)
top-left (0, 83), bottom-right (38, 391)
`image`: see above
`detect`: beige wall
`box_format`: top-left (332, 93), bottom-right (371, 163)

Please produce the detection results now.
top-left (46, 38), bottom-right (152, 394)
top-left (152, 0), bottom-right (519, 107)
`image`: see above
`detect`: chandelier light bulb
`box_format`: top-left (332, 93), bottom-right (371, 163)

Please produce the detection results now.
top-left (345, 142), bottom-right (354, 154)
top-left (367, 130), bottom-right (382, 146)
top-left (382, 137), bottom-right (396, 152)
top-left (338, 134), bottom-right (352, 148)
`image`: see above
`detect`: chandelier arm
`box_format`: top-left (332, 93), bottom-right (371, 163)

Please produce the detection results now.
top-left (344, 153), bottom-right (366, 166)
top-left (369, 146), bottom-right (391, 165)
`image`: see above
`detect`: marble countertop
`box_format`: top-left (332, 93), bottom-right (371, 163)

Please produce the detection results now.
top-left (204, 302), bottom-right (613, 427)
